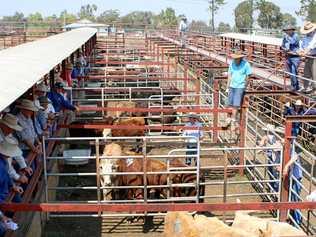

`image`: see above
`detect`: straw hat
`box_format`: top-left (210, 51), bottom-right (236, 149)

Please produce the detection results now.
top-left (0, 140), bottom-right (22, 157)
top-left (0, 113), bottom-right (22, 131)
top-left (263, 124), bottom-right (275, 132)
top-left (16, 99), bottom-right (39, 112)
top-left (300, 21), bottom-right (316, 34)
top-left (36, 84), bottom-right (48, 93)
top-left (231, 51), bottom-right (246, 59)
top-left (295, 99), bottom-right (303, 106)
top-left (4, 135), bottom-right (18, 145)
top-left (66, 62), bottom-right (73, 70)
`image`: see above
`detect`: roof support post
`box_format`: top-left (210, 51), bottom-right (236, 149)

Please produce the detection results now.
top-left (213, 79), bottom-right (219, 143)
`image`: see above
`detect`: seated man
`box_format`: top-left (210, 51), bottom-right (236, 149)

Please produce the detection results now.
top-left (47, 82), bottom-right (78, 113)
top-left (183, 113), bottom-right (203, 166)
top-left (15, 100), bottom-right (41, 159)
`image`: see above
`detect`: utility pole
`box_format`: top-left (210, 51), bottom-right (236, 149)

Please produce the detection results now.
top-left (250, 0), bottom-right (254, 34)
top-left (209, 0), bottom-right (215, 33)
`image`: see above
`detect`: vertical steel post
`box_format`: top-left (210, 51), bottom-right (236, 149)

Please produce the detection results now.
top-left (280, 119), bottom-right (292, 221)
top-left (238, 95), bottom-right (248, 176)
top-left (213, 79), bottom-right (219, 142)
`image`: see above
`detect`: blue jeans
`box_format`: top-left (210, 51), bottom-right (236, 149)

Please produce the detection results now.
top-left (186, 143), bottom-right (197, 166)
top-left (286, 57), bottom-right (300, 90)
top-left (0, 222), bottom-right (5, 237)
top-left (290, 177), bottom-right (302, 224)
top-left (228, 88), bottom-right (245, 107)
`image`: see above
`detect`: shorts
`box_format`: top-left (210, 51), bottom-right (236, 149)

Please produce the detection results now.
top-left (228, 87), bottom-right (245, 107)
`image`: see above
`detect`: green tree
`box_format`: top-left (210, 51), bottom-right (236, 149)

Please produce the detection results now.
top-left (2, 11), bottom-right (24, 21)
top-left (45, 14), bottom-right (58, 22)
top-left (234, 0), bottom-right (254, 32)
top-left (217, 22), bottom-right (231, 32)
top-left (297, 0), bottom-right (316, 21)
top-left (27, 12), bottom-right (43, 22)
top-left (120, 11), bottom-right (154, 27)
top-left (156, 8), bottom-right (178, 27)
top-left (208, 0), bottom-right (225, 32)
top-left (281, 13), bottom-right (297, 28)
top-left (97, 10), bottom-right (120, 24)
top-left (59, 10), bottom-right (77, 25)
top-left (256, 0), bottom-right (283, 29)
top-left (189, 20), bottom-right (209, 32)
top-left (78, 4), bottom-right (98, 21)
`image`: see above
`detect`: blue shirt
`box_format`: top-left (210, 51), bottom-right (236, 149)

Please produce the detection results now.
top-left (184, 121), bottom-right (203, 143)
top-left (0, 157), bottom-right (13, 203)
top-left (301, 31), bottom-right (316, 56)
top-left (281, 33), bottom-right (300, 55)
top-left (71, 67), bottom-right (85, 79)
top-left (47, 91), bottom-right (76, 113)
top-left (228, 59), bottom-right (252, 89)
top-left (16, 113), bottom-right (37, 150)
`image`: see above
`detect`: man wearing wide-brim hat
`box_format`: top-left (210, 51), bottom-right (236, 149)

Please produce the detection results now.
top-left (281, 24), bottom-right (301, 91)
top-left (15, 100), bottom-right (42, 158)
top-left (298, 21), bottom-right (316, 95)
top-left (183, 112), bottom-right (203, 166)
top-left (225, 51), bottom-right (252, 128)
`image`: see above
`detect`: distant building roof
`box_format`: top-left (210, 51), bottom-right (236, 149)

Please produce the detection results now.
top-left (63, 19), bottom-right (108, 29)
top-left (0, 27), bottom-right (97, 112)
top-left (220, 33), bottom-right (282, 46)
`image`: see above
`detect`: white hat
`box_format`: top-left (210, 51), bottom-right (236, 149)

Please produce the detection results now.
top-left (263, 124), bottom-right (275, 132)
top-left (4, 135), bottom-right (18, 145)
top-left (0, 113), bottom-right (22, 131)
top-left (0, 141), bottom-right (22, 157)
top-left (36, 84), bottom-right (48, 93)
top-left (295, 99), bottom-right (303, 106)
top-left (16, 99), bottom-right (39, 112)
top-left (300, 21), bottom-right (316, 35)
top-left (188, 112), bottom-right (199, 119)
top-left (284, 102), bottom-right (291, 108)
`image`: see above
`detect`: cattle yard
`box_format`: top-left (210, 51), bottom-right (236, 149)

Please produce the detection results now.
top-left (0, 29), bottom-right (315, 237)
top-left (31, 32), bottom-right (314, 236)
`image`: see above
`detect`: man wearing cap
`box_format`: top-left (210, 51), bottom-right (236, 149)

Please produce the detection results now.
top-left (225, 52), bottom-right (252, 127)
top-left (258, 124), bottom-right (282, 192)
top-left (47, 82), bottom-right (78, 113)
top-left (0, 114), bottom-right (32, 184)
top-left (299, 21), bottom-right (316, 95)
top-left (15, 100), bottom-right (41, 158)
top-left (183, 113), bottom-right (203, 166)
top-left (281, 25), bottom-right (301, 91)
top-left (284, 99), bottom-right (316, 137)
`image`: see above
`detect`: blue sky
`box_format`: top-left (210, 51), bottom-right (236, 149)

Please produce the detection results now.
top-left (0, 0), bottom-right (303, 26)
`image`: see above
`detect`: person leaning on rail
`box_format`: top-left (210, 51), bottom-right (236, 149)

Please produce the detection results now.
top-left (281, 25), bottom-right (301, 92)
top-left (15, 100), bottom-right (42, 160)
top-left (224, 51), bottom-right (252, 130)
top-left (0, 114), bottom-right (32, 185)
top-left (298, 21), bottom-right (316, 96)
top-left (47, 82), bottom-right (79, 113)
top-left (0, 140), bottom-right (24, 236)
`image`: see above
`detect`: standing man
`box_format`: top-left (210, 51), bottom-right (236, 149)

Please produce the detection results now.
top-left (179, 16), bottom-right (188, 48)
top-left (183, 113), bottom-right (203, 166)
top-left (225, 52), bottom-right (252, 128)
top-left (281, 25), bottom-right (301, 91)
top-left (299, 21), bottom-right (316, 95)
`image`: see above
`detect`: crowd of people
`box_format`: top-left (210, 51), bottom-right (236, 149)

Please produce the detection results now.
top-left (281, 21), bottom-right (316, 94)
top-left (0, 53), bottom-right (87, 235)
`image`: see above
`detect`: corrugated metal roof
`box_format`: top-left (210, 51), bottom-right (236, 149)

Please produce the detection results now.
top-left (0, 27), bottom-right (97, 112)
top-left (220, 33), bottom-right (282, 46)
